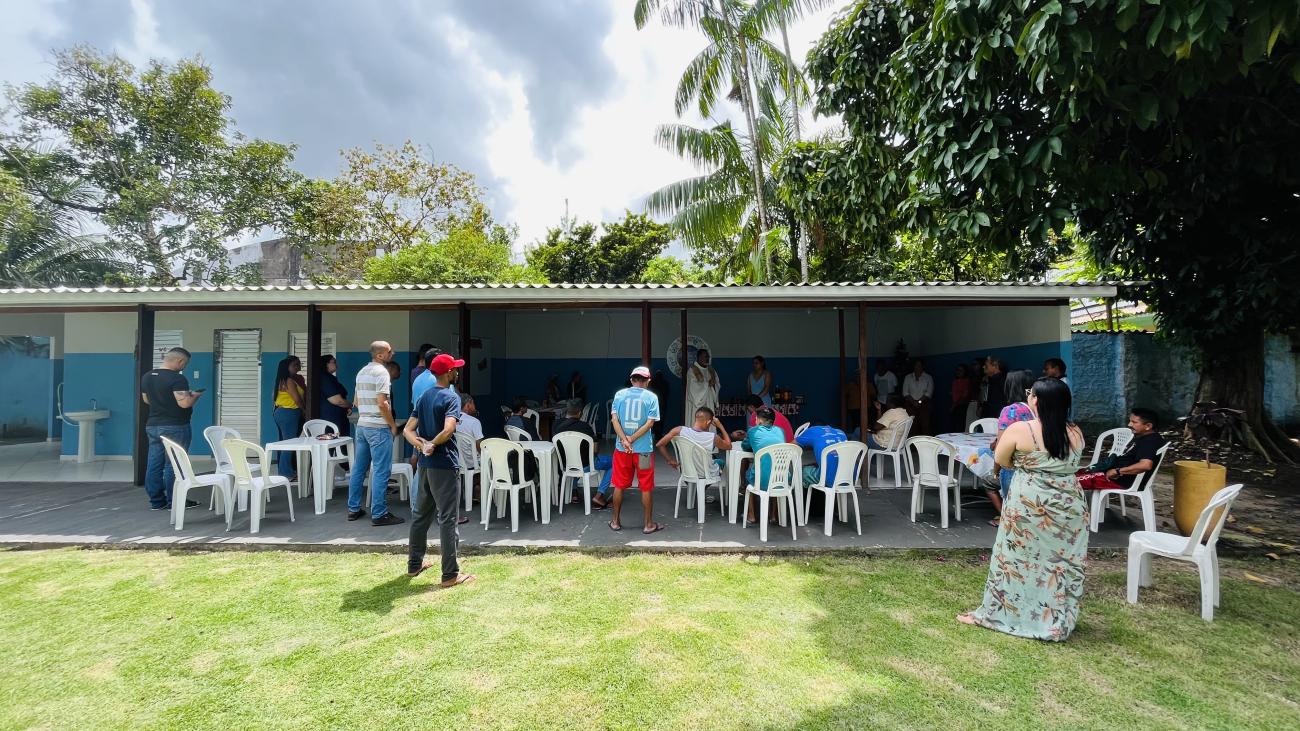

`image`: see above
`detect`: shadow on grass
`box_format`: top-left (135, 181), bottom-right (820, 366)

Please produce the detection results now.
top-left (339, 573), bottom-right (439, 614)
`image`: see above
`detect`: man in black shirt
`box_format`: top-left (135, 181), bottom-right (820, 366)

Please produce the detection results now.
top-left (140, 347), bottom-right (203, 511)
top-left (980, 358), bottom-right (1008, 420)
top-left (554, 400), bottom-right (615, 509)
top-left (1079, 408), bottom-right (1167, 490)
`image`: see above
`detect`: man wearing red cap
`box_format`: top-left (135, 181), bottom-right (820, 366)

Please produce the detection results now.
top-left (609, 365), bottom-right (664, 534)
top-left (403, 352), bottom-right (474, 587)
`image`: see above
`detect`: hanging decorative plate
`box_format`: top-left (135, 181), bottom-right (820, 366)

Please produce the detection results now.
top-left (666, 335), bottom-right (711, 379)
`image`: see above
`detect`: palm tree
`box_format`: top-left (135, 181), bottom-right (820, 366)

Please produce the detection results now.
top-left (0, 164), bottom-right (124, 287)
top-left (645, 87), bottom-right (798, 282)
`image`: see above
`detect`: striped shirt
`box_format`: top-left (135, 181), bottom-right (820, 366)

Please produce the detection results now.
top-left (354, 361), bottom-right (392, 429)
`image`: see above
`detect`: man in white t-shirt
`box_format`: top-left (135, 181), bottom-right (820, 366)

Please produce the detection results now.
top-left (873, 361), bottom-right (898, 407)
top-left (454, 395), bottom-right (484, 469)
top-left (901, 359), bottom-right (934, 435)
top-left (347, 341), bottom-right (403, 526)
top-left (656, 406), bottom-right (732, 476)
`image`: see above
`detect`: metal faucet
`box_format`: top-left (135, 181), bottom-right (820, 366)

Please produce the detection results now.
top-left (90, 398), bottom-right (98, 410)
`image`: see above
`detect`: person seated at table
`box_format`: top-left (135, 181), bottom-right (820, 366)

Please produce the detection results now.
top-left (741, 394), bottom-right (794, 442)
top-left (545, 374), bottom-right (562, 405)
top-left (505, 397), bottom-right (540, 441)
top-left (566, 371), bottom-right (588, 402)
top-left (984, 369), bottom-right (1038, 524)
top-left (866, 396), bottom-right (911, 449)
top-left (553, 399), bottom-right (613, 506)
top-left (741, 406), bottom-right (788, 524)
top-left (455, 395), bottom-right (484, 471)
top-left (795, 422), bottom-right (847, 487)
top-left (1076, 408), bottom-right (1166, 490)
top-left (657, 406), bottom-right (731, 475)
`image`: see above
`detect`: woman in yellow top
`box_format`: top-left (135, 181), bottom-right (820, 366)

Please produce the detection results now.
top-left (271, 356), bottom-right (305, 480)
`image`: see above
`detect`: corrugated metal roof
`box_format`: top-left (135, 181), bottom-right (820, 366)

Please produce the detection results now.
top-left (0, 280), bottom-right (1128, 309)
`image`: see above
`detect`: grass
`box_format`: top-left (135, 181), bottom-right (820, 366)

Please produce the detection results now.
top-left (0, 549), bottom-right (1297, 730)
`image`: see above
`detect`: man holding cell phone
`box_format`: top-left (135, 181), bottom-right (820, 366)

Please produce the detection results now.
top-left (609, 365), bottom-right (663, 534)
top-left (140, 347), bottom-right (203, 512)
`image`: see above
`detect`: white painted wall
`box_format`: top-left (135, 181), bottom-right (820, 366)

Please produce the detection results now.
top-left (0, 312), bottom-right (65, 357)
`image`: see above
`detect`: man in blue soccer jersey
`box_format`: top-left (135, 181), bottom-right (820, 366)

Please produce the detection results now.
top-left (609, 365), bottom-right (663, 534)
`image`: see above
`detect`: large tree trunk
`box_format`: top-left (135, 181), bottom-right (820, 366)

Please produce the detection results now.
top-left (1196, 330), bottom-right (1300, 463)
top-left (779, 16), bottom-right (808, 282)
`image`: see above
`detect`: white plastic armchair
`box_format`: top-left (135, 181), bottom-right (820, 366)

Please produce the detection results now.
top-left (867, 416), bottom-right (914, 487)
top-left (1088, 427), bottom-right (1135, 468)
top-left (552, 431), bottom-right (599, 516)
top-left (522, 408), bottom-right (540, 434)
top-left (793, 422), bottom-right (811, 438)
top-left (1127, 483), bottom-right (1242, 621)
top-left (804, 441), bottom-right (869, 536)
top-left (671, 436), bottom-right (725, 524)
top-left (301, 419), bottom-right (351, 497)
top-left (968, 418), bottom-right (998, 434)
top-left (222, 438), bottom-right (295, 534)
top-left (453, 431), bottom-right (479, 512)
top-left (505, 425), bottom-right (531, 443)
top-left (1090, 441), bottom-right (1171, 532)
top-left (161, 436), bottom-right (232, 530)
top-left (741, 443), bottom-right (803, 542)
top-left (906, 436), bottom-right (960, 528)
top-left (479, 438), bottom-right (537, 532)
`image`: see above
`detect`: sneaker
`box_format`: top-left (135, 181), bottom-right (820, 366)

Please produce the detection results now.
top-left (183, 499), bottom-right (200, 509)
top-left (150, 504), bottom-right (169, 511)
top-left (372, 512), bottom-right (405, 527)
top-left (347, 509), bottom-right (366, 522)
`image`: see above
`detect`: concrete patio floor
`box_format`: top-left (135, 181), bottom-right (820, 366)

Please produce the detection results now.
top-left (0, 465), bottom-right (1141, 552)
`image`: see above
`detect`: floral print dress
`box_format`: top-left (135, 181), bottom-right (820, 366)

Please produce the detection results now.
top-left (971, 432), bottom-right (1087, 641)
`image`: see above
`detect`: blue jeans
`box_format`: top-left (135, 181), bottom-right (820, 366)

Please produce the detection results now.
top-left (348, 425), bottom-right (394, 518)
top-left (272, 407), bottom-right (302, 478)
top-left (593, 455), bottom-right (615, 497)
top-left (145, 424), bottom-right (192, 509)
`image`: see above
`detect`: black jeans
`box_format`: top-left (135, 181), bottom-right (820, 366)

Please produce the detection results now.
top-left (408, 467), bottom-right (461, 581)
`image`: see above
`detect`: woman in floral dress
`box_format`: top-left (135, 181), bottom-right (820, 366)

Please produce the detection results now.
top-left (959, 377), bottom-right (1087, 641)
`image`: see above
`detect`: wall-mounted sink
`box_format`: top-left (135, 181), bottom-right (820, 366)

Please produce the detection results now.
top-left (65, 410), bottom-right (110, 463)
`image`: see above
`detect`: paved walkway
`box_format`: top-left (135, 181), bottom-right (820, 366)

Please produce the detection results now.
top-left (0, 471), bottom-right (1139, 553)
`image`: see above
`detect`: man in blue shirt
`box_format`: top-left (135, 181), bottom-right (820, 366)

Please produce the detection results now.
top-left (609, 365), bottom-right (662, 534)
top-left (795, 423), bottom-right (847, 486)
top-left (403, 353), bottom-right (474, 588)
top-left (741, 406), bottom-right (788, 524)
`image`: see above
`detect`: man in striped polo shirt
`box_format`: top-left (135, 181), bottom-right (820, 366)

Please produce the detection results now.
top-left (347, 340), bottom-right (404, 526)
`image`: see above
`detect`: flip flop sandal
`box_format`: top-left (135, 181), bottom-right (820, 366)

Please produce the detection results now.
top-left (608, 521), bottom-right (622, 532)
top-left (441, 573), bottom-right (476, 588)
top-left (457, 516), bottom-right (471, 525)
top-left (642, 523), bottom-right (666, 535)
top-left (407, 562), bottom-right (434, 578)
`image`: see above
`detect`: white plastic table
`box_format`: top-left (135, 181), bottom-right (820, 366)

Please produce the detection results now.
top-left (266, 435), bottom-right (353, 515)
top-left (519, 441), bottom-right (558, 524)
top-left (725, 444), bottom-right (752, 524)
top-left (934, 432), bottom-right (997, 481)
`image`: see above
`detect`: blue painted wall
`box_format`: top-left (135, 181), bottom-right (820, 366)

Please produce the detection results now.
top-left (60, 353), bottom-right (136, 456)
top-left (0, 339), bottom-right (54, 441)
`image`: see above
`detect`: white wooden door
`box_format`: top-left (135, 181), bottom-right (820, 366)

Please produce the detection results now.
top-left (288, 331), bottom-right (337, 381)
top-left (215, 329), bottom-right (261, 441)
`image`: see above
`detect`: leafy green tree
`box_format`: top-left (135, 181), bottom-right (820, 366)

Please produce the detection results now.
top-left (801, 1), bottom-right (1300, 459)
top-left (2, 47), bottom-right (302, 283)
top-left (526, 212), bottom-right (672, 284)
top-left (640, 254), bottom-right (716, 284)
top-left (0, 158), bottom-right (123, 286)
top-left (362, 220), bottom-right (544, 285)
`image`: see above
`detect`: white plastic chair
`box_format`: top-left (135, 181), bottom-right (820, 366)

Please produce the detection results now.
top-left (1127, 483), bottom-right (1242, 621)
top-left (804, 441), bottom-right (869, 536)
top-left (968, 418), bottom-right (998, 434)
top-left (793, 422), bottom-right (811, 438)
top-left (906, 436), bottom-right (960, 528)
top-left (222, 438), bottom-right (295, 534)
top-left (301, 419), bottom-right (352, 499)
top-left (1088, 427), bottom-right (1135, 467)
top-left (866, 416), bottom-right (914, 487)
top-left (553, 431), bottom-right (599, 516)
top-left (454, 431), bottom-right (480, 512)
top-left (671, 437), bottom-right (725, 524)
top-left (161, 436), bottom-right (233, 530)
top-left (479, 438), bottom-right (537, 532)
top-left (1090, 442), bottom-right (1171, 532)
top-left (505, 424), bottom-right (531, 443)
top-left (522, 408), bottom-right (540, 434)
top-left (741, 443), bottom-right (803, 542)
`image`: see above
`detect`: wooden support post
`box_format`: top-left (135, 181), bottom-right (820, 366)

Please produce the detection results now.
top-left (641, 301), bottom-right (651, 367)
top-left (132, 304), bottom-right (154, 486)
top-left (306, 304), bottom-right (322, 421)
top-left (681, 307), bottom-right (689, 422)
top-left (838, 308), bottom-right (847, 431)
top-left (459, 302), bottom-right (471, 393)
top-left (857, 302), bottom-right (869, 442)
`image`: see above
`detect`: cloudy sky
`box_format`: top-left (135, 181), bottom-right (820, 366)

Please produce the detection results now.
top-left (1, 0), bottom-right (845, 253)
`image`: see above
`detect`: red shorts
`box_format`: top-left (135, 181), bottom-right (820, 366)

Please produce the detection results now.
top-left (612, 450), bottom-right (654, 492)
top-left (1076, 471), bottom-right (1123, 491)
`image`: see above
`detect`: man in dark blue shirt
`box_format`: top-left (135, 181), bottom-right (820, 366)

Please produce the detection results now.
top-left (403, 353), bottom-right (474, 588)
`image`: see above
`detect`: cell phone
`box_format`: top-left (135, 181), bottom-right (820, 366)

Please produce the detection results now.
top-left (191, 388), bottom-right (206, 394)
top-left (638, 453), bottom-right (652, 470)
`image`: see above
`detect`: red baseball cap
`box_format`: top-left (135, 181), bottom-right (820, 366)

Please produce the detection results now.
top-left (429, 353), bottom-right (465, 374)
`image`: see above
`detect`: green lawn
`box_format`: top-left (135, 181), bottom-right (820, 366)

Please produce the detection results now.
top-left (1, 549), bottom-right (1297, 730)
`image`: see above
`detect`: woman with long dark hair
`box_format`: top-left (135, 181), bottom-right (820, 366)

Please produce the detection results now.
top-left (271, 356), bottom-right (305, 480)
top-left (747, 355), bottom-right (774, 406)
top-left (959, 377), bottom-right (1087, 641)
top-left (318, 354), bottom-right (351, 437)
top-left (983, 368), bottom-right (1039, 523)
